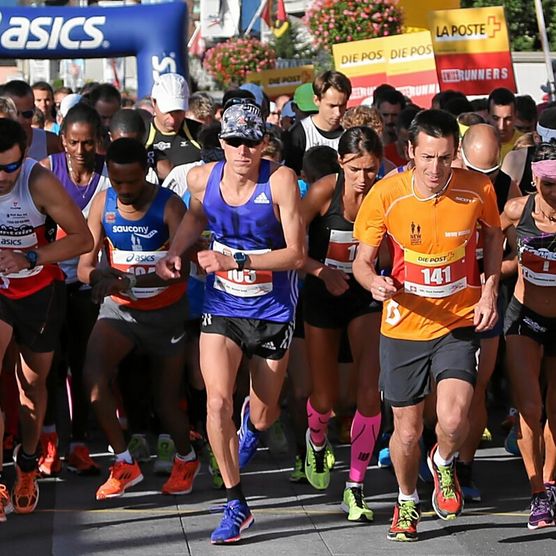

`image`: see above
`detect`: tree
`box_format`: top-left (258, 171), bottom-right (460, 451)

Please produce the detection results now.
top-left (461, 0), bottom-right (556, 51)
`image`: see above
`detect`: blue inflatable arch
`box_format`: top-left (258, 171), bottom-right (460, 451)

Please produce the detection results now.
top-left (0, 1), bottom-right (188, 98)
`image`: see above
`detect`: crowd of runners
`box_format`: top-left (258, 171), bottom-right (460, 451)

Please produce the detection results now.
top-left (0, 68), bottom-right (554, 545)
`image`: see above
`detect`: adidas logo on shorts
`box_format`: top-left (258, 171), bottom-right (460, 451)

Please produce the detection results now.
top-left (254, 192), bottom-right (270, 204)
top-left (261, 340), bottom-right (276, 350)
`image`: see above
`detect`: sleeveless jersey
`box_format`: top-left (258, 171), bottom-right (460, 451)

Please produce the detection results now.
top-left (516, 194), bottom-right (556, 287)
top-left (301, 117), bottom-right (343, 151)
top-left (50, 153), bottom-right (111, 283)
top-left (202, 160), bottom-right (297, 322)
top-left (28, 128), bottom-right (48, 161)
top-left (354, 168), bottom-right (501, 340)
top-left (102, 186), bottom-right (186, 310)
top-left (0, 158), bottom-right (63, 299)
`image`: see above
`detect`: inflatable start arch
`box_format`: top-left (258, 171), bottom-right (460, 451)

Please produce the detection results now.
top-left (0, 1), bottom-right (188, 98)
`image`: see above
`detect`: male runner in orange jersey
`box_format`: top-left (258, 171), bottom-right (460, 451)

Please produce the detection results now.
top-left (353, 109), bottom-right (503, 541)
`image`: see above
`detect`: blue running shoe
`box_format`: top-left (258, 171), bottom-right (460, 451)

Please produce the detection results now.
top-left (210, 499), bottom-right (254, 544)
top-left (378, 447), bottom-right (392, 468)
top-left (504, 423), bottom-right (520, 456)
top-left (238, 397), bottom-right (260, 469)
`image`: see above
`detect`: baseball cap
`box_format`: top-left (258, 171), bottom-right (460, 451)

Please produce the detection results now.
top-left (219, 100), bottom-right (265, 141)
top-left (293, 83), bottom-right (318, 113)
top-left (151, 73), bottom-right (189, 114)
top-left (239, 83), bottom-right (265, 107)
top-left (60, 94), bottom-right (82, 118)
top-left (281, 100), bottom-right (295, 119)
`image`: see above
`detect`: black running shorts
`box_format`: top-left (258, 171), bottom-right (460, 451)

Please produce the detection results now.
top-left (379, 326), bottom-right (479, 407)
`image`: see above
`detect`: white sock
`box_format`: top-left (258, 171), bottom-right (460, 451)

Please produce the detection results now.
top-left (346, 481), bottom-right (363, 490)
top-left (176, 447), bottom-right (196, 462)
top-left (433, 448), bottom-right (454, 468)
top-left (115, 450), bottom-right (133, 464)
top-left (398, 490), bottom-right (420, 504)
top-left (42, 425), bottom-right (56, 434)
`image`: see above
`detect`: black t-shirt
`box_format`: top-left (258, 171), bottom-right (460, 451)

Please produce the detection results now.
top-left (146, 118), bottom-right (202, 177)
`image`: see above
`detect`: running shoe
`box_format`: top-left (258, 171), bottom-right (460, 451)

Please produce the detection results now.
top-left (504, 423), bottom-right (521, 456)
top-left (304, 429), bottom-right (330, 490)
top-left (325, 440), bottom-right (336, 470)
top-left (154, 435), bottom-right (176, 476)
top-left (127, 434), bottom-right (151, 463)
top-left (456, 461), bottom-right (481, 503)
top-left (238, 397), bottom-right (260, 469)
top-left (12, 445), bottom-right (39, 514)
top-left (501, 407), bottom-right (518, 431)
top-left (0, 483), bottom-right (14, 523)
top-left (387, 500), bottom-right (421, 542)
top-left (528, 492), bottom-right (554, 530)
top-left (161, 457), bottom-right (201, 495)
top-left (289, 455), bottom-right (307, 483)
top-left (207, 445), bottom-right (224, 490)
top-left (265, 420), bottom-right (288, 455)
top-left (210, 498), bottom-right (254, 544)
top-left (38, 431), bottom-right (62, 477)
top-left (66, 445), bottom-right (101, 476)
top-left (341, 485), bottom-right (374, 522)
top-left (95, 460), bottom-right (143, 500)
top-left (427, 444), bottom-right (463, 520)
top-left (546, 482), bottom-right (556, 514)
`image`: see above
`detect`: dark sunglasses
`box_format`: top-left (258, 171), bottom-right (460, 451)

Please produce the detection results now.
top-left (0, 156), bottom-right (24, 173)
top-left (19, 109), bottom-right (35, 119)
top-left (223, 137), bottom-right (262, 149)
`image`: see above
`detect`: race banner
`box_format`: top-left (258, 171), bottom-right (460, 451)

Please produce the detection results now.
top-left (332, 31), bottom-right (439, 108)
top-left (429, 6), bottom-right (516, 94)
top-left (246, 65), bottom-right (314, 98)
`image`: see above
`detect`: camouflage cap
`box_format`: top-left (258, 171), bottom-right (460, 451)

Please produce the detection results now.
top-left (219, 101), bottom-right (265, 141)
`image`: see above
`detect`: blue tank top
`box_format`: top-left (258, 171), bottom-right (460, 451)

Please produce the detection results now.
top-left (202, 160), bottom-right (297, 322)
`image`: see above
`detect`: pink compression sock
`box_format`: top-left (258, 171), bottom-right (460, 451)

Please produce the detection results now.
top-left (307, 398), bottom-right (331, 447)
top-left (349, 411), bottom-right (381, 483)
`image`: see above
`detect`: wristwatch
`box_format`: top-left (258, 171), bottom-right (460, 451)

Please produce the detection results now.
top-left (233, 251), bottom-right (248, 271)
top-left (25, 250), bottom-right (39, 270)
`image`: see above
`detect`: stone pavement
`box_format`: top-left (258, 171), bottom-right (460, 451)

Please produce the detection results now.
top-left (1, 435), bottom-right (556, 555)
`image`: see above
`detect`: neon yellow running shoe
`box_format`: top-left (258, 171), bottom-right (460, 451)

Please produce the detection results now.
top-left (341, 486), bottom-right (374, 522)
top-left (304, 429), bottom-right (330, 490)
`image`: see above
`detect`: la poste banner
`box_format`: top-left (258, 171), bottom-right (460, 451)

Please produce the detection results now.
top-left (332, 31), bottom-right (439, 108)
top-left (246, 66), bottom-right (314, 98)
top-left (428, 6), bottom-right (516, 94)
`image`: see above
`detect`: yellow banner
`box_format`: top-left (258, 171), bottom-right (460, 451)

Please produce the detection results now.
top-left (333, 31), bottom-right (435, 78)
top-left (245, 66), bottom-right (314, 97)
top-left (429, 6), bottom-right (511, 55)
top-left (401, 0), bottom-right (460, 30)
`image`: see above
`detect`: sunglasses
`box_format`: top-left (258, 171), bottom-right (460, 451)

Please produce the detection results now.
top-left (223, 137), bottom-right (262, 149)
top-left (0, 156), bottom-right (24, 173)
top-left (19, 109), bottom-right (35, 119)
top-left (461, 149), bottom-right (500, 176)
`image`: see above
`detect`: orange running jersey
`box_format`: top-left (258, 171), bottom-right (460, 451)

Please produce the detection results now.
top-left (354, 168), bottom-right (501, 340)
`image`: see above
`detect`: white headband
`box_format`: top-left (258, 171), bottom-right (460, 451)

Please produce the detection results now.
top-left (537, 122), bottom-right (556, 143)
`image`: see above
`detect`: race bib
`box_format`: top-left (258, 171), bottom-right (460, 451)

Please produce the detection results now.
top-left (111, 249), bottom-right (168, 298)
top-left (212, 240), bottom-right (273, 298)
top-left (520, 235), bottom-right (556, 286)
top-left (324, 229), bottom-right (358, 273)
top-left (404, 244), bottom-right (468, 298)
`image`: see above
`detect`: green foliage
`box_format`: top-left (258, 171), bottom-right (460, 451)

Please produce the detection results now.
top-left (461, 0), bottom-right (556, 51)
top-left (270, 21), bottom-right (316, 60)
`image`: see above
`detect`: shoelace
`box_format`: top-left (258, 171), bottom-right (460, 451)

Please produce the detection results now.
top-left (349, 487), bottom-right (365, 508)
top-left (221, 503), bottom-right (246, 529)
top-left (18, 470), bottom-right (37, 496)
top-left (532, 494), bottom-right (552, 515)
top-left (312, 445), bottom-right (326, 473)
top-left (396, 502), bottom-right (420, 529)
top-left (437, 465), bottom-right (457, 500)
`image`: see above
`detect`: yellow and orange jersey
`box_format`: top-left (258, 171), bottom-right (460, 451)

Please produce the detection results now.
top-left (354, 168), bottom-right (501, 340)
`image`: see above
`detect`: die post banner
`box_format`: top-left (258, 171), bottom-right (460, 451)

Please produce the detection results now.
top-left (428, 6), bottom-right (516, 94)
top-left (332, 31), bottom-right (439, 108)
top-left (246, 66), bottom-right (314, 98)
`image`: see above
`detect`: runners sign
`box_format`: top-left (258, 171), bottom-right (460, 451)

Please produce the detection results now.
top-left (332, 31), bottom-right (439, 108)
top-left (429, 6), bottom-right (516, 94)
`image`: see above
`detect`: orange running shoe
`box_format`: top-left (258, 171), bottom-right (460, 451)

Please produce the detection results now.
top-left (0, 483), bottom-right (14, 522)
top-left (67, 445), bottom-right (101, 476)
top-left (96, 460), bottom-right (143, 500)
top-left (38, 432), bottom-right (62, 477)
top-left (12, 446), bottom-right (39, 514)
top-left (161, 457), bottom-right (201, 495)
top-left (427, 443), bottom-right (463, 520)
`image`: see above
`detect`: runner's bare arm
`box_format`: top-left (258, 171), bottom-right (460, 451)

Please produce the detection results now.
top-left (39, 156), bottom-right (51, 170)
top-left (156, 164), bottom-right (210, 279)
top-left (353, 242), bottom-right (397, 302)
top-left (501, 147), bottom-right (527, 184)
top-left (27, 165), bottom-right (93, 266)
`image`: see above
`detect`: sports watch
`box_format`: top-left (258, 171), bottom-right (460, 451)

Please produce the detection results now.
top-left (25, 250), bottom-right (39, 269)
top-left (233, 251), bottom-right (248, 271)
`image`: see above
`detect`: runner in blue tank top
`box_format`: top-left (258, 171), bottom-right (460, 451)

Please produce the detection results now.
top-left (157, 99), bottom-right (306, 544)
